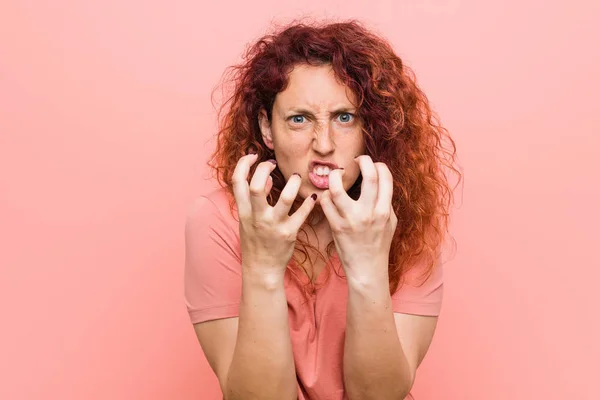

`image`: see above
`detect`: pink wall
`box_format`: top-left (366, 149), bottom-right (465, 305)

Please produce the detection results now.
top-left (1, 1), bottom-right (598, 399)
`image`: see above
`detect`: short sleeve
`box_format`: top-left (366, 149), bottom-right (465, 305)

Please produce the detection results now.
top-left (184, 195), bottom-right (242, 324)
top-left (391, 258), bottom-right (444, 317)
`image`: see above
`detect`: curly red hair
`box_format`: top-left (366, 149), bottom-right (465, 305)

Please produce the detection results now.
top-left (207, 18), bottom-right (461, 296)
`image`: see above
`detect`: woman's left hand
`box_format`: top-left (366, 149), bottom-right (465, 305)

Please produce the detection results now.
top-left (320, 155), bottom-right (398, 284)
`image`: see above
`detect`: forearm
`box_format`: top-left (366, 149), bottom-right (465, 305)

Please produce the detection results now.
top-left (343, 274), bottom-right (412, 400)
top-left (225, 267), bottom-right (297, 400)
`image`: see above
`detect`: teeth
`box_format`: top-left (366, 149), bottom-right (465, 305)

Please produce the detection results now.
top-left (313, 165), bottom-right (331, 177)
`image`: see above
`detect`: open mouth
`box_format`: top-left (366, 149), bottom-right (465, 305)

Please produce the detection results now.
top-left (308, 161), bottom-right (338, 189)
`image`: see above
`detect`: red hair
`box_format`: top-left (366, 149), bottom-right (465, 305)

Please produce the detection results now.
top-left (208, 19), bottom-right (461, 296)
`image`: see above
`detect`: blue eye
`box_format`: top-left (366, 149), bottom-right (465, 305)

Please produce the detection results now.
top-left (338, 113), bottom-right (353, 123)
top-left (290, 115), bottom-right (305, 124)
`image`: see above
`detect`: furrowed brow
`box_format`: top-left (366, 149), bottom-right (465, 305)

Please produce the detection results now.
top-left (286, 106), bottom-right (356, 115)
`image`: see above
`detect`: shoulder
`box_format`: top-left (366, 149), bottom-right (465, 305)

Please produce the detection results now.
top-left (186, 186), bottom-right (239, 234)
top-left (401, 257), bottom-right (444, 289)
top-left (391, 257), bottom-right (444, 317)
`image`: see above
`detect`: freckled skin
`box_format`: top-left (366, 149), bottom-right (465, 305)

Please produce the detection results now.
top-left (258, 63), bottom-right (365, 204)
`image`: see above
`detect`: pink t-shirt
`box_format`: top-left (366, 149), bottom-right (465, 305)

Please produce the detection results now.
top-left (185, 187), bottom-right (444, 400)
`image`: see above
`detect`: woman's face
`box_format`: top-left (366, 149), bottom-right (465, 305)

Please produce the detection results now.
top-left (258, 64), bottom-right (365, 203)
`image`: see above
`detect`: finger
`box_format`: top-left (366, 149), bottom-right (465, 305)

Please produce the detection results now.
top-left (231, 153), bottom-right (259, 217)
top-left (374, 162), bottom-right (394, 218)
top-left (390, 205), bottom-right (398, 231)
top-left (265, 175), bottom-right (273, 196)
top-left (287, 191), bottom-right (318, 231)
top-left (248, 159), bottom-right (277, 213)
top-left (319, 190), bottom-right (345, 231)
top-left (355, 155), bottom-right (379, 208)
top-left (327, 168), bottom-right (353, 216)
top-left (264, 175), bottom-right (274, 205)
top-left (273, 173), bottom-right (302, 220)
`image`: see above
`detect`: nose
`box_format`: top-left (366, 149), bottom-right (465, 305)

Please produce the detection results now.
top-left (312, 125), bottom-right (335, 155)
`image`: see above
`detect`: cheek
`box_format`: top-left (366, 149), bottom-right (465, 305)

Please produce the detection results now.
top-left (274, 143), bottom-right (304, 164)
top-left (274, 131), bottom-right (311, 158)
top-left (345, 166), bottom-right (361, 189)
top-left (272, 137), bottom-right (310, 177)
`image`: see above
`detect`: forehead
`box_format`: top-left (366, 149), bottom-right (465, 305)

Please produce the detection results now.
top-left (274, 64), bottom-right (358, 110)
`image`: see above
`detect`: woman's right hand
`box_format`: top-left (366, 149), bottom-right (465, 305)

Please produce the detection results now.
top-left (232, 153), bottom-right (317, 278)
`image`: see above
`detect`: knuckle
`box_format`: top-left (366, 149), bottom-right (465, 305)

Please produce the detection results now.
top-left (231, 176), bottom-right (245, 186)
top-left (375, 162), bottom-right (390, 174)
top-left (279, 195), bottom-right (294, 207)
top-left (278, 226), bottom-right (295, 241)
top-left (239, 213), bottom-right (252, 222)
top-left (364, 174), bottom-right (378, 184)
top-left (250, 219), bottom-right (263, 230)
top-left (337, 222), bottom-right (351, 233)
top-left (280, 187), bottom-right (296, 200)
top-left (356, 214), bottom-right (373, 226)
top-left (248, 183), bottom-right (263, 196)
top-left (237, 210), bottom-right (251, 220)
top-left (250, 216), bottom-right (272, 231)
top-left (329, 224), bottom-right (341, 233)
top-left (374, 210), bottom-right (389, 221)
top-left (329, 186), bottom-right (343, 197)
top-left (282, 177), bottom-right (300, 191)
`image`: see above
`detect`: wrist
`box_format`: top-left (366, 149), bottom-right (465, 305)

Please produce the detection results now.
top-left (344, 260), bottom-right (390, 288)
top-left (346, 272), bottom-right (389, 293)
top-left (242, 264), bottom-right (286, 290)
top-left (346, 272), bottom-right (393, 311)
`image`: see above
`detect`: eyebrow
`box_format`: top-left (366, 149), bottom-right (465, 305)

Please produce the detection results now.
top-left (285, 106), bottom-right (356, 115)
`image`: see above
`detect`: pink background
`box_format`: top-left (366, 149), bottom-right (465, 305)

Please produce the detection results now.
top-left (1, 1), bottom-right (598, 399)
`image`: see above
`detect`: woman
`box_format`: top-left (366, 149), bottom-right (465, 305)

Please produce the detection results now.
top-left (185, 19), bottom-right (459, 400)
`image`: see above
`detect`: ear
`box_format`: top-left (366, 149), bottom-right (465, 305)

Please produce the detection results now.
top-left (258, 108), bottom-right (275, 150)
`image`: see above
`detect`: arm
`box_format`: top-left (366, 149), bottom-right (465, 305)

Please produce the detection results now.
top-left (188, 218), bottom-right (298, 400)
top-left (195, 269), bottom-right (297, 400)
top-left (191, 153), bottom-right (316, 400)
top-left (343, 273), bottom-right (438, 400)
top-left (224, 268), bottom-right (297, 400)
top-left (318, 157), bottom-right (440, 399)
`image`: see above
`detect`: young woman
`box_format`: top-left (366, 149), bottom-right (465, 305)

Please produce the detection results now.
top-left (185, 19), bottom-right (459, 400)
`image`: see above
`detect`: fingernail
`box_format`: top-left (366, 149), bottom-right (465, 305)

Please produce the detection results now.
top-left (293, 172), bottom-right (301, 177)
top-left (311, 193), bottom-right (317, 201)
top-left (267, 159), bottom-right (277, 164)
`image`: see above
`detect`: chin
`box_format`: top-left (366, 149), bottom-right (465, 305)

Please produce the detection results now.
top-left (300, 187), bottom-right (325, 200)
